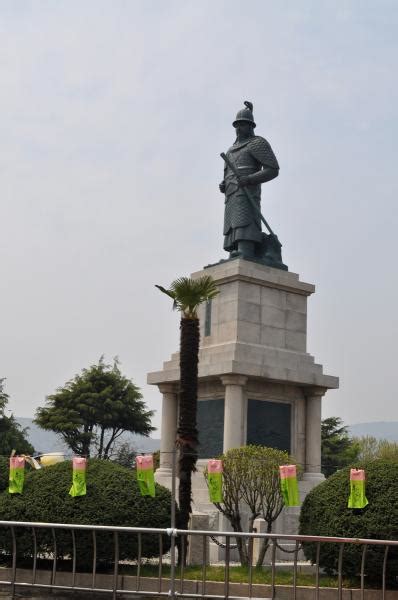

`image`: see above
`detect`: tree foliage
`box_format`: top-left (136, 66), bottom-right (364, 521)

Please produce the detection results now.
top-left (0, 457), bottom-right (10, 492)
top-left (205, 445), bottom-right (292, 566)
top-left (0, 459), bottom-right (174, 570)
top-left (0, 378), bottom-right (34, 456)
top-left (35, 358), bottom-right (154, 458)
top-left (354, 435), bottom-right (398, 462)
top-left (111, 441), bottom-right (137, 468)
top-left (156, 275), bottom-right (219, 319)
top-left (0, 378), bottom-right (7, 413)
top-left (299, 460), bottom-right (398, 584)
top-left (321, 417), bottom-right (359, 477)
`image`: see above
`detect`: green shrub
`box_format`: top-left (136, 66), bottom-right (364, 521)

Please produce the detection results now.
top-left (299, 461), bottom-right (398, 584)
top-left (0, 457), bottom-right (9, 493)
top-left (0, 459), bottom-right (174, 570)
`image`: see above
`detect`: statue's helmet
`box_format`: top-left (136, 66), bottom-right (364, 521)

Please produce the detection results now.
top-left (233, 100), bottom-right (256, 128)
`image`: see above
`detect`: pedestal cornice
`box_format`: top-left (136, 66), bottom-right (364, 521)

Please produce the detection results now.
top-left (220, 375), bottom-right (248, 387)
top-left (195, 258), bottom-right (315, 296)
top-left (305, 386), bottom-right (327, 398)
top-left (157, 382), bottom-right (178, 394)
top-left (148, 342), bottom-right (339, 390)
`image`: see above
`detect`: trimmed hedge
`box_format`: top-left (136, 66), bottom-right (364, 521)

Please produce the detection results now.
top-left (0, 459), bottom-right (174, 570)
top-left (0, 457), bottom-right (9, 493)
top-left (299, 461), bottom-right (398, 584)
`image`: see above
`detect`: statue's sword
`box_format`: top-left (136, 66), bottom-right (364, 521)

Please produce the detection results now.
top-left (220, 152), bottom-right (275, 236)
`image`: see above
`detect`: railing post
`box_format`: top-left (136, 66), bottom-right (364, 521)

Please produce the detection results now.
top-left (360, 544), bottom-right (368, 600)
top-left (10, 526), bottom-right (16, 600)
top-left (271, 538), bottom-right (276, 600)
top-left (92, 530), bottom-right (97, 589)
top-left (293, 539), bottom-right (299, 600)
top-left (71, 529), bottom-right (76, 588)
top-left (112, 530), bottom-right (119, 600)
top-left (31, 527), bottom-right (37, 585)
top-left (315, 541), bottom-right (320, 600)
top-left (338, 543), bottom-right (344, 600)
top-left (382, 545), bottom-right (389, 600)
top-left (224, 536), bottom-right (230, 600)
top-left (51, 528), bottom-right (57, 586)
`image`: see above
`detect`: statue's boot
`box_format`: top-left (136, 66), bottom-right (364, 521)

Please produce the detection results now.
top-left (237, 241), bottom-right (255, 259)
top-left (263, 233), bottom-right (283, 263)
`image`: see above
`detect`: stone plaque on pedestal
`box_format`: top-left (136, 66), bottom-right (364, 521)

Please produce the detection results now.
top-left (197, 399), bottom-right (224, 458)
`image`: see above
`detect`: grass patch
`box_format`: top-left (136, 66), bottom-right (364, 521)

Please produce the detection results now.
top-left (133, 564), bottom-right (359, 588)
top-left (0, 559), bottom-right (362, 588)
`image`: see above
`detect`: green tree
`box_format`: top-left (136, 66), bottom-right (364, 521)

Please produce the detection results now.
top-left (355, 435), bottom-right (398, 462)
top-left (35, 358), bottom-right (154, 458)
top-left (156, 276), bottom-right (219, 539)
top-left (205, 445), bottom-right (291, 566)
top-left (321, 416), bottom-right (359, 477)
top-left (0, 378), bottom-right (34, 456)
top-left (111, 441), bottom-right (136, 468)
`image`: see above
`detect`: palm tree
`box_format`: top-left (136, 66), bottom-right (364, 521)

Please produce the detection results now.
top-left (156, 276), bottom-right (219, 542)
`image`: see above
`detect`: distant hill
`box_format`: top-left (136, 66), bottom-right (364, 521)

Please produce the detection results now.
top-left (348, 422), bottom-right (398, 442)
top-left (16, 418), bottom-right (160, 456)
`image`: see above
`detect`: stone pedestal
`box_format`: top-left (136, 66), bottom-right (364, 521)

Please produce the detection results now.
top-left (148, 258), bottom-right (338, 545)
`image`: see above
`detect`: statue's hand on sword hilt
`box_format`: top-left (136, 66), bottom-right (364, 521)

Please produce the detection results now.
top-left (220, 153), bottom-right (250, 188)
top-left (237, 175), bottom-right (251, 188)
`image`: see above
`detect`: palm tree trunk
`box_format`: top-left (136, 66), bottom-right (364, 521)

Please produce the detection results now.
top-left (177, 316), bottom-right (200, 562)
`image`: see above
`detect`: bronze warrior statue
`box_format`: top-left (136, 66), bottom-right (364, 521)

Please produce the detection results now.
top-left (220, 101), bottom-right (285, 268)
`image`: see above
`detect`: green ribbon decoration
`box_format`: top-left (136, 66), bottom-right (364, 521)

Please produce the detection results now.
top-left (69, 457), bottom-right (87, 497)
top-left (69, 470), bottom-right (87, 497)
top-left (208, 472), bottom-right (223, 503)
top-left (137, 468), bottom-right (155, 497)
top-left (279, 466), bottom-right (300, 507)
top-left (280, 476), bottom-right (300, 507)
top-left (9, 466), bottom-right (24, 494)
top-left (348, 479), bottom-right (368, 509)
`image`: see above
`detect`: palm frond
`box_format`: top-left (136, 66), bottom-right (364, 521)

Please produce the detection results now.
top-left (155, 284), bottom-right (179, 311)
top-left (155, 284), bottom-right (176, 300)
top-left (156, 276), bottom-right (219, 318)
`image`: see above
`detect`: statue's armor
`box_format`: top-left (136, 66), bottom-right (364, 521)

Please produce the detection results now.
top-left (223, 135), bottom-right (279, 251)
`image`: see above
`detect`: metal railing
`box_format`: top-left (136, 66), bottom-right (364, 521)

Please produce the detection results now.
top-left (0, 520), bottom-right (398, 599)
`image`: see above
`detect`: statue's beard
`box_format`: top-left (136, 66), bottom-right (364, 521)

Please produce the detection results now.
top-left (235, 131), bottom-right (254, 144)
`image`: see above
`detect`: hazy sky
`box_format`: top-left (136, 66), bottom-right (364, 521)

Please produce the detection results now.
top-left (1, 1), bottom-right (397, 434)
